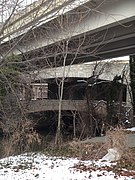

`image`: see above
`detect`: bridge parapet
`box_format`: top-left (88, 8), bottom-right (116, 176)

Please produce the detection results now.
top-left (21, 99), bottom-right (133, 125)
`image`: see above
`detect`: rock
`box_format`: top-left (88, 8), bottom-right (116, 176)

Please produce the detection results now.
top-left (102, 147), bottom-right (121, 161)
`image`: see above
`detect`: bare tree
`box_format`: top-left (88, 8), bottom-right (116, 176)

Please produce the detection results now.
top-left (0, 0), bottom-right (131, 150)
top-left (0, 0), bottom-right (44, 156)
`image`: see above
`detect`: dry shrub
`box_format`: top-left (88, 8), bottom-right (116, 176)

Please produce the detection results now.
top-left (68, 139), bottom-right (82, 158)
top-left (105, 127), bottom-right (135, 164)
top-left (1, 119), bottom-right (41, 157)
top-left (105, 127), bottom-right (128, 153)
top-left (69, 127), bottom-right (135, 162)
top-left (68, 139), bottom-right (106, 160)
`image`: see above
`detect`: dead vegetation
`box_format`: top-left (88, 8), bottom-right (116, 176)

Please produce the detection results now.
top-left (0, 119), bottom-right (41, 157)
top-left (68, 127), bottom-right (135, 176)
top-left (68, 140), bottom-right (106, 160)
top-left (57, 127), bottom-right (135, 165)
top-left (105, 127), bottom-right (128, 155)
top-left (105, 127), bottom-right (135, 163)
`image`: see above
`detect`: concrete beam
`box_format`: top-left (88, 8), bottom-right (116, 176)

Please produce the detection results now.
top-left (31, 59), bottom-right (129, 82)
top-left (1, 0), bottom-right (135, 58)
top-left (24, 99), bottom-right (88, 112)
top-left (12, 1), bottom-right (135, 54)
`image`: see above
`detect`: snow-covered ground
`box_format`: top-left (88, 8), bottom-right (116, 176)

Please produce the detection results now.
top-left (127, 127), bottom-right (135, 132)
top-left (0, 153), bottom-right (134, 180)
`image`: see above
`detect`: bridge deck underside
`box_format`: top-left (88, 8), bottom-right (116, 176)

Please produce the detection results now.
top-left (16, 18), bottom-right (135, 67)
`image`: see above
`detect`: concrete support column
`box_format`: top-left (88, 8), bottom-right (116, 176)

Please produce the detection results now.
top-left (129, 55), bottom-right (135, 110)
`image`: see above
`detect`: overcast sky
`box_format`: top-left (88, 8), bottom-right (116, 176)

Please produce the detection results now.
top-left (22, 0), bottom-right (37, 7)
top-left (0, 0), bottom-right (37, 22)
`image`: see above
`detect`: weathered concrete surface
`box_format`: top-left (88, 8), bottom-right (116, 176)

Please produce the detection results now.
top-left (3, 0), bottom-right (135, 57)
top-left (33, 60), bottom-right (129, 82)
top-left (82, 134), bottom-right (135, 148)
top-left (24, 100), bottom-right (88, 112)
top-left (127, 134), bottom-right (135, 148)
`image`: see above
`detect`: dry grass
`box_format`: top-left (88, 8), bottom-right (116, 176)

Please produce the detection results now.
top-left (68, 139), bottom-right (106, 160)
top-left (67, 127), bottom-right (128, 160)
top-left (1, 119), bottom-right (41, 157)
top-left (68, 127), bottom-right (135, 163)
top-left (105, 127), bottom-right (128, 154)
top-left (105, 127), bottom-right (135, 167)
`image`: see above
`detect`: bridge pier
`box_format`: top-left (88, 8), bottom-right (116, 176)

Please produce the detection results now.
top-left (129, 55), bottom-right (135, 123)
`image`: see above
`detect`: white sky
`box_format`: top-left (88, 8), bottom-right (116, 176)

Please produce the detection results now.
top-left (112, 56), bottom-right (129, 60)
top-left (0, 0), bottom-right (37, 23)
top-left (84, 56), bottom-right (129, 64)
top-left (21, 0), bottom-right (37, 6)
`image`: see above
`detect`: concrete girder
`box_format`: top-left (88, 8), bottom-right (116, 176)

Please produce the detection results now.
top-left (0, 0), bottom-right (135, 61)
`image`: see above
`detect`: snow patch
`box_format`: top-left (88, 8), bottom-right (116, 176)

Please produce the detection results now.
top-left (126, 127), bottom-right (135, 132)
top-left (102, 148), bottom-right (121, 162)
top-left (0, 153), bottom-right (134, 180)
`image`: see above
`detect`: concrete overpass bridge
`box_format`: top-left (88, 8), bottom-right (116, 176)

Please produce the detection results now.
top-left (1, 0), bottom-right (135, 136)
top-left (0, 0), bottom-right (135, 66)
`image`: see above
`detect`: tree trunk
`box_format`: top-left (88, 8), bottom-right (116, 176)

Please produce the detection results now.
top-left (85, 81), bottom-right (95, 137)
top-left (55, 41), bottom-right (68, 145)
